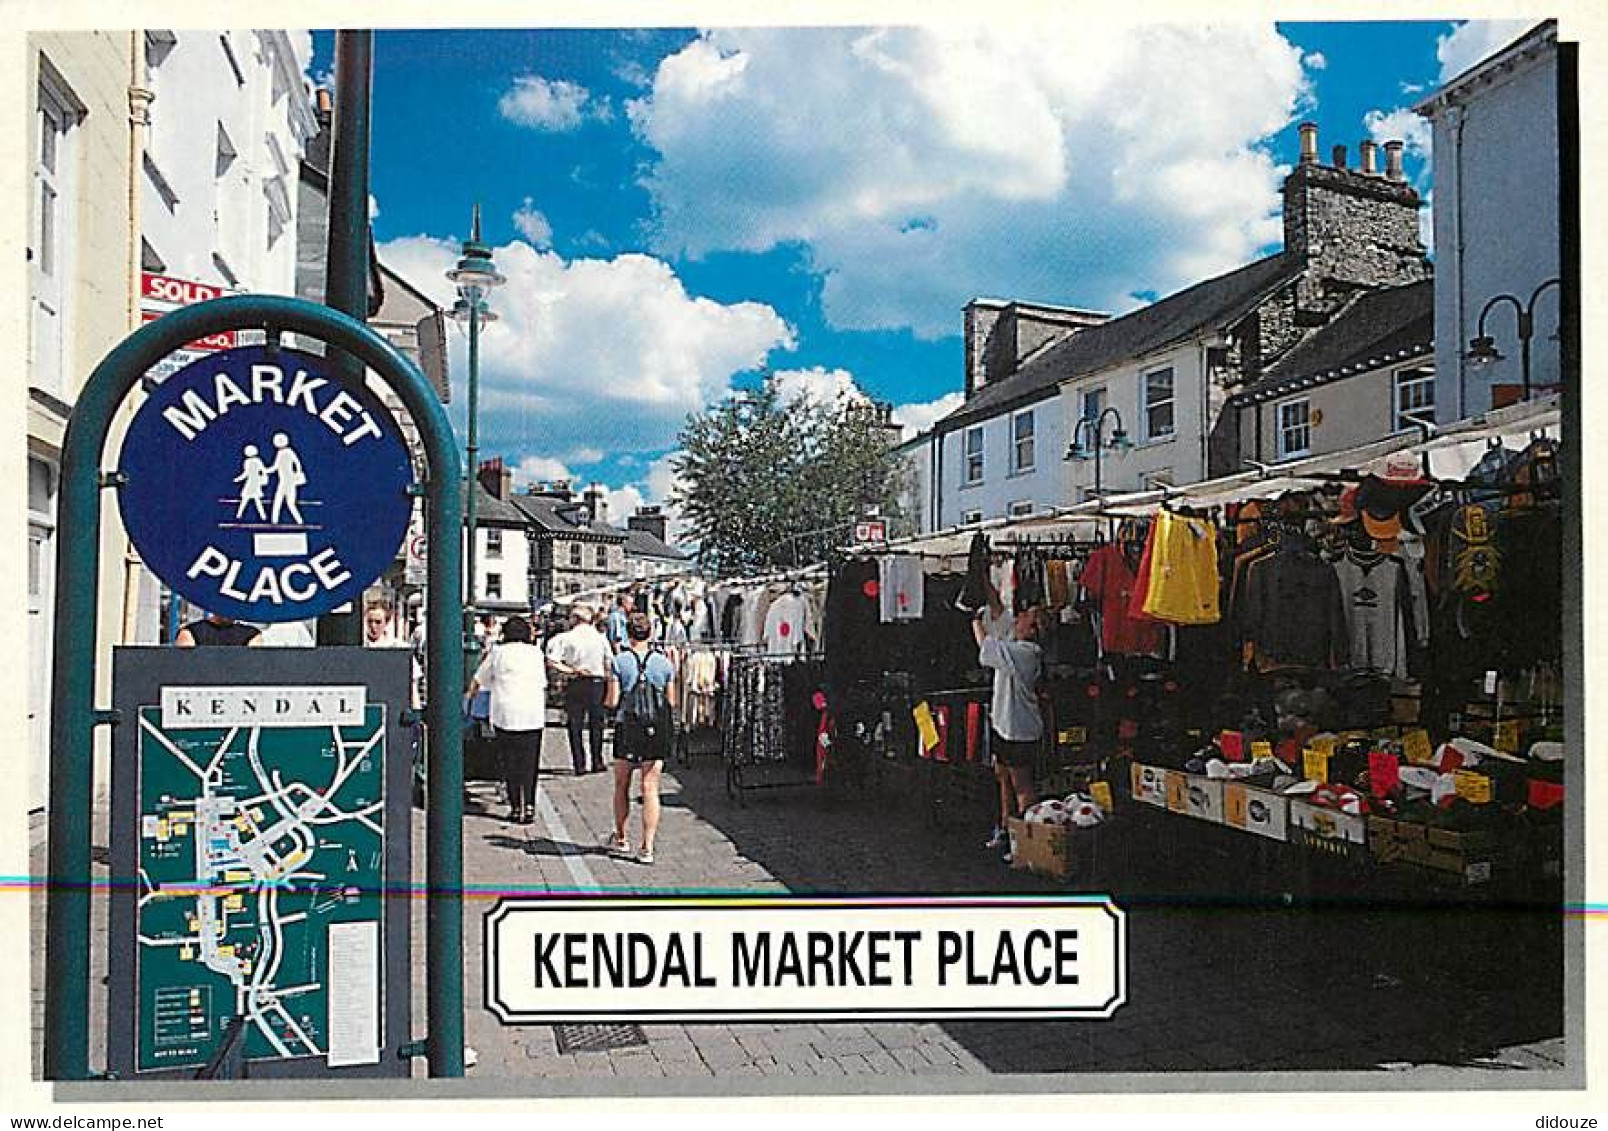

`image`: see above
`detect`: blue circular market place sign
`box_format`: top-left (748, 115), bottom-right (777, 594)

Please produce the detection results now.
top-left (118, 344), bottom-right (414, 623)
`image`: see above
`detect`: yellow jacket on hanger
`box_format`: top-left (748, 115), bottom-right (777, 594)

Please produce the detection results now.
top-left (1141, 510), bottom-right (1221, 625)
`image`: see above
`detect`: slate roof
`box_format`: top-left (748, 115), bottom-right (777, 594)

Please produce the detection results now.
top-left (623, 528), bottom-right (688, 561)
top-left (1230, 279), bottom-right (1434, 405)
top-left (937, 253), bottom-right (1303, 431)
top-left (508, 493), bottom-right (629, 541)
top-left (466, 482), bottom-right (527, 525)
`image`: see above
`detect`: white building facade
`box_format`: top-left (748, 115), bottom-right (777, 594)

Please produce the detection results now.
top-left (1416, 21), bottom-right (1561, 420)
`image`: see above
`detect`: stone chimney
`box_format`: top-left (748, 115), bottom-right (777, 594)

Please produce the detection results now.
top-left (477, 456), bottom-right (511, 500)
top-left (583, 483), bottom-right (606, 525)
top-left (1298, 121), bottom-right (1318, 164)
top-left (1384, 141), bottom-right (1405, 182)
top-left (628, 505), bottom-right (668, 544)
top-left (1281, 122), bottom-right (1428, 324)
top-left (1358, 139), bottom-right (1379, 176)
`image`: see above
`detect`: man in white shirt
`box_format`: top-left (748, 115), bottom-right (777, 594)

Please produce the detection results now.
top-left (972, 582), bottom-right (1045, 859)
top-left (545, 604), bottom-right (614, 774)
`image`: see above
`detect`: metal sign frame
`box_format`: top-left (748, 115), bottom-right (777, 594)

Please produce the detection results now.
top-left (44, 295), bottom-right (466, 1080)
top-left (106, 646), bottom-right (414, 1079)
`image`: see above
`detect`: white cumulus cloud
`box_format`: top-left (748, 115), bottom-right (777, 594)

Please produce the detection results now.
top-left (893, 392), bottom-right (965, 436)
top-left (772, 366), bottom-right (867, 410)
top-left (377, 234), bottom-right (795, 466)
top-left (630, 23), bottom-right (1312, 337)
top-left (1436, 20), bottom-right (1536, 84)
top-left (514, 455), bottom-right (574, 486)
top-left (512, 198), bottom-right (553, 247)
top-left (499, 75), bottom-right (605, 131)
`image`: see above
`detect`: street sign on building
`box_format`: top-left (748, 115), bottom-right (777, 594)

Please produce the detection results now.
top-left (854, 518), bottom-right (888, 545)
top-left (117, 344), bottom-right (414, 622)
top-left (108, 647), bottom-right (413, 1078)
top-left (141, 273), bottom-right (240, 385)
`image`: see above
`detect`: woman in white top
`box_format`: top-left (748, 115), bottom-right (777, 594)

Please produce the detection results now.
top-left (465, 616), bottom-right (548, 824)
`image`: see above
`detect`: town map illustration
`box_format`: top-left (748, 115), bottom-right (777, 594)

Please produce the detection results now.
top-left (134, 704), bottom-right (387, 1072)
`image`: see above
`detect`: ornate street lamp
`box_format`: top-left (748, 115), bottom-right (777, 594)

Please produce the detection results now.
top-left (1466, 277), bottom-right (1562, 402)
top-left (1065, 406), bottom-right (1131, 499)
top-left (446, 204), bottom-right (503, 677)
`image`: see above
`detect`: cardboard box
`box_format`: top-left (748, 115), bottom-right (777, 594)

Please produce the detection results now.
top-left (1368, 817), bottom-right (1494, 885)
top-left (1289, 799), bottom-right (1367, 845)
top-left (1180, 776), bottom-right (1224, 824)
top-left (1006, 817), bottom-right (1105, 881)
top-left (1224, 783), bottom-right (1289, 842)
top-left (1130, 763), bottom-right (1168, 808)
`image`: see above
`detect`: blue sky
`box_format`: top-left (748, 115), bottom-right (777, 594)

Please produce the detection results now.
top-left (308, 19), bottom-right (1533, 526)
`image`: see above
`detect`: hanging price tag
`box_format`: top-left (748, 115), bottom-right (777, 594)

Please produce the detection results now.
top-left (1309, 734), bottom-right (1338, 757)
top-left (1250, 740), bottom-right (1273, 762)
top-left (1402, 729), bottom-right (1433, 764)
top-left (1494, 720), bottom-right (1522, 753)
top-left (1303, 747), bottom-right (1329, 784)
top-left (1090, 781), bottom-right (1114, 812)
top-left (1454, 770), bottom-right (1493, 804)
top-left (1058, 727), bottom-right (1088, 746)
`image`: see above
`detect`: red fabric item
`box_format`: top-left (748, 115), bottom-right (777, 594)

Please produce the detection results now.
top-left (1126, 521), bottom-right (1161, 621)
top-left (1219, 730), bottom-right (1245, 760)
top-left (861, 579), bottom-right (880, 599)
top-left (934, 705), bottom-right (951, 763)
top-left (1368, 751), bottom-right (1401, 798)
top-left (965, 702), bottom-right (982, 763)
top-left (1528, 779), bottom-right (1564, 810)
top-left (815, 709), bottom-right (834, 786)
top-left (1081, 544), bottom-right (1166, 656)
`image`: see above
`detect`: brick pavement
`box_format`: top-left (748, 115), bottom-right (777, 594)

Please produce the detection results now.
top-left (30, 728), bottom-right (1568, 1087)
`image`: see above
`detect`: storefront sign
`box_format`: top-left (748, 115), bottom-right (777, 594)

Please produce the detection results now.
top-left (117, 345), bottom-right (413, 622)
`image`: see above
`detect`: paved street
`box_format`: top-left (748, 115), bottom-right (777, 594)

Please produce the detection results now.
top-left (32, 729), bottom-right (1567, 1087)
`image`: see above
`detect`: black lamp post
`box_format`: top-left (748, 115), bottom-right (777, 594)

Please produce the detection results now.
top-left (1065, 406), bottom-right (1130, 498)
top-left (1466, 277), bottom-right (1562, 403)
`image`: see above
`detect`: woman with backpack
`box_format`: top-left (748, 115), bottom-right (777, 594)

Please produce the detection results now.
top-left (464, 616), bottom-right (548, 825)
top-left (604, 612), bottom-right (678, 864)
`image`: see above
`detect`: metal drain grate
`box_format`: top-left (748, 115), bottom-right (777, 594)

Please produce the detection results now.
top-left (554, 1023), bottom-right (649, 1055)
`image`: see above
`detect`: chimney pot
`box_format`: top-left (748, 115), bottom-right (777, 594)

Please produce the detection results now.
top-left (1359, 139), bottom-right (1378, 176)
top-left (1384, 140), bottom-right (1406, 182)
top-left (316, 88), bottom-right (333, 115)
top-left (1298, 122), bottom-right (1319, 164)
top-left (1332, 144), bottom-right (1348, 171)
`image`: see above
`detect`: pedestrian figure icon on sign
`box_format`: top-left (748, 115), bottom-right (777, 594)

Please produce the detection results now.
top-left (270, 433), bottom-right (308, 525)
top-left (233, 445), bottom-right (270, 520)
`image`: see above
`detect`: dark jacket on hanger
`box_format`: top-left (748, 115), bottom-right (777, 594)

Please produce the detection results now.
top-left (1239, 545), bottom-right (1349, 670)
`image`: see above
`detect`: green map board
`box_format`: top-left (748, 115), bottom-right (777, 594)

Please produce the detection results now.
top-left (110, 648), bottom-right (412, 1079)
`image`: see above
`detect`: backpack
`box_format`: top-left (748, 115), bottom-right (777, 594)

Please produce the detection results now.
top-left (618, 648), bottom-right (673, 755)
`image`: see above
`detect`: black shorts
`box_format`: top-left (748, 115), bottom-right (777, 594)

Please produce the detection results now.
top-left (991, 733), bottom-right (1039, 769)
top-left (613, 720), bottom-right (669, 765)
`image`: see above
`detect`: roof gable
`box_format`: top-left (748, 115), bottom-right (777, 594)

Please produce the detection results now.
top-left (939, 253), bottom-right (1300, 430)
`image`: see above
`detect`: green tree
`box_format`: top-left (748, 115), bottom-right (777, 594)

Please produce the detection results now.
top-left (671, 379), bottom-right (905, 576)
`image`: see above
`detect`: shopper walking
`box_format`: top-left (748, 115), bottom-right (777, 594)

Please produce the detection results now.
top-left (465, 616), bottom-right (547, 824)
top-left (604, 612), bottom-right (677, 864)
top-left (545, 604), bottom-right (613, 773)
top-left (973, 582), bottom-right (1045, 859)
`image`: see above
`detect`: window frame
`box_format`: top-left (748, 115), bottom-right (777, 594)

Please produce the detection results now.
top-left (963, 425), bottom-right (985, 485)
top-left (1079, 385), bottom-right (1107, 423)
top-left (1275, 396), bottom-right (1312, 461)
top-left (1010, 409), bottom-right (1035, 475)
top-left (1141, 367), bottom-right (1176, 441)
top-left (961, 509), bottom-right (983, 525)
top-left (1008, 500), bottom-right (1034, 518)
top-left (1393, 364), bottom-right (1436, 433)
top-left (594, 544), bottom-right (608, 569)
top-left (485, 527), bottom-right (503, 558)
top-left (485, 572), bottom-right (503, 600)
top-left (568, 542), bottom-right (583, 568)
